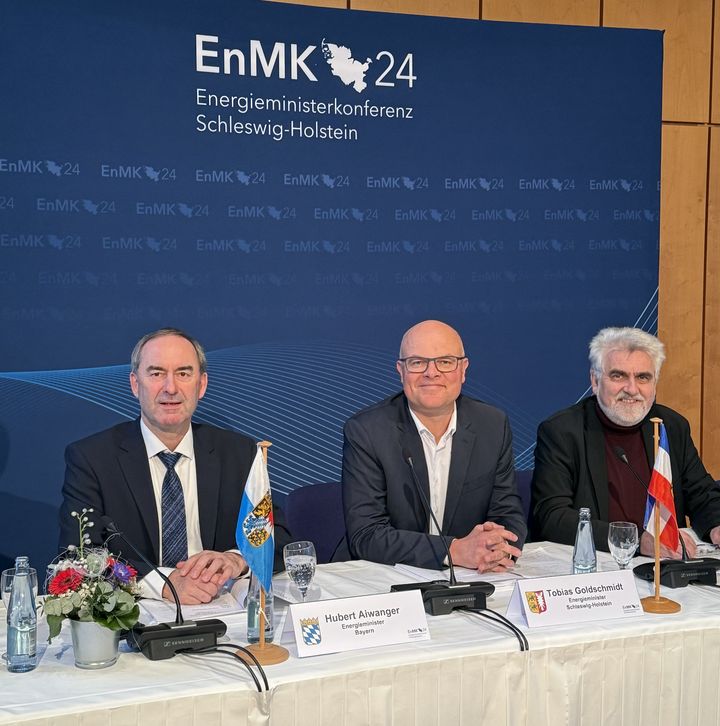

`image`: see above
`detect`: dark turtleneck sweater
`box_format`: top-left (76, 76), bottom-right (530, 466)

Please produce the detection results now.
top-left (596, 402), bottom-right (651, 532)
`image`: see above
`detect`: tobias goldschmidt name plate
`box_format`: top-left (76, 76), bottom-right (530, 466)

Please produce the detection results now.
top-left (506, 570), bottom-right (642, 627)
top-left (289, 590), bottom-right (430, 657)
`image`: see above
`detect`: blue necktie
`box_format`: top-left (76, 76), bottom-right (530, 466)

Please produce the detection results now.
top-left (157, 451), bottom-right (188, 567)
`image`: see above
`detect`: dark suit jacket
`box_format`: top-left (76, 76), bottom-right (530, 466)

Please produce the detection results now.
top-left (341, 393), bottom-right (527, 568)
top-left (59, 419), bottom-right (291, 576)
top-left (531, 396), bottom-right (720, 550)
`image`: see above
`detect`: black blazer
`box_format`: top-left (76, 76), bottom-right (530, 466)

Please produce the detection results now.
top-left (531, 396), bottom-right (720, 550)
top-left (59, 419), bottom-right (291, 575)
top-left (341, 392), bottom-right (527, 568)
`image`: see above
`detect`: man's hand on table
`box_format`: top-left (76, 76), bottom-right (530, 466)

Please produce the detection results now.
top-left (449, 522), bottom-right (521, 573)
top-left (639, 530), bottom-right (697, 559)
top-left (162, 550), bottom-right (249, 604)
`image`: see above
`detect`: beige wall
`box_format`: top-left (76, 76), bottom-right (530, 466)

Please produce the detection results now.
top-left (284, 0), bottom-right (720, 474)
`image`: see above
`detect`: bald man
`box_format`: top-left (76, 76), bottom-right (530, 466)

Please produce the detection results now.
top-left (341, 320), bottom-right (527, 573)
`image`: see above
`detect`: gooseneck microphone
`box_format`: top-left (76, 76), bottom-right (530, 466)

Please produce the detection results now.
top-left (613, 445), bottom-right (649, 493)
top-left (612, 447), bottom-right (720, 587)
top-left (404, 453), bottom-right (458, 585)
top-left (102, 517), bottom-right (185, 625)
top-left (389, 452), bottom-right (494, 615)
top-left (101, 516), bottom-right (227, 660)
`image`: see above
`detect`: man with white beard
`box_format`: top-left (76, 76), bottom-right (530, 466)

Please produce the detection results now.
top-left (530, 327), bottom-right (720, 557)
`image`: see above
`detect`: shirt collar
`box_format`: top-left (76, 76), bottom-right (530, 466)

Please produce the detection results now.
top-left (139, 419), bottom-right (195, 460)
top-left (409, 403), bottom-right (457, 444)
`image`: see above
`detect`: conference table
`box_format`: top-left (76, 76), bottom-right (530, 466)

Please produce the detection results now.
top-left (2, 542), bottom-right (720, 726)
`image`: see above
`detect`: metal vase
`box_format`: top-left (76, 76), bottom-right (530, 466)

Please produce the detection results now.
top-left (69, 619), bottom-right (120, 669)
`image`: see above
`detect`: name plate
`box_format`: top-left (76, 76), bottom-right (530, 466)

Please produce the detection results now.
top-left (507, 569), bottom-right (642, 627)
top-left (289, 590), bottom-right (430, 657)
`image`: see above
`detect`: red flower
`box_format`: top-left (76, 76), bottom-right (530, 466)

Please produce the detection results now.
top-left (48, 568), bottom-right (84, 595)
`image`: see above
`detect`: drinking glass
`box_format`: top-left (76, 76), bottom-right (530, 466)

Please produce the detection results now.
top-left (283, 541), bottom-right (316, 601)
top-left (2, 567), bottom-right (38, 660)
top-left (608, 522), bottom-right (638, 569)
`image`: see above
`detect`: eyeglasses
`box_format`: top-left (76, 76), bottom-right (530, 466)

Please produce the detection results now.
top-left (398, 356), bottom-right (467, 373)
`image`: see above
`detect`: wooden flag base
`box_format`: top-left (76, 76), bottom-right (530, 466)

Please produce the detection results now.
top-left (640, 595), bottom-right (681, 614)
top-left (238, 642), bottom-right (289, 665)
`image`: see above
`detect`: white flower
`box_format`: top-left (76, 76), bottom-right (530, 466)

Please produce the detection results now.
top-left (84, 549), bottom-right (110, 578)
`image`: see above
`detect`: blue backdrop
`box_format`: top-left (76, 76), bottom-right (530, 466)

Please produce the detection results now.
top-left (0, 0), bottom-right (662, 570)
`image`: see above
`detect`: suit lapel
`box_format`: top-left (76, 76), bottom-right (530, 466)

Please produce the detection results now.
top-left (443, 414), bottom-right (473, 533)
top-left (117, 422), bottom-right (160, 561)
top-left (585, 400), bottom-right (610, 521)
top-left (396, 398), bottom-right (431, 532)
top-left (193, 424), bottom-right (221, 550)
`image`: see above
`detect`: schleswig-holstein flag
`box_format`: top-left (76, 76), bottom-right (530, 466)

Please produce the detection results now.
top-left (236, 446), bottom-right (274, 593)
top-left (643, 423), bottom-right (680, 551)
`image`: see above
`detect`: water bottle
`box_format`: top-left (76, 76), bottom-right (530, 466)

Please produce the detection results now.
top-left (572, 507), bottom-right (597, 574)
top-left (6, 556), bottom-right (38, 673)
top-left (246, 572), bottom-right (274, 644)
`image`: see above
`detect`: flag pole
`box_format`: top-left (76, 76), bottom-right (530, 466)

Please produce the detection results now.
top-left (258, 441), bottom-right (270, 650)
top-left (242, 440), bottom-right (289, 665)
top-left (640, 418), bottom-right (680, 614)
top-left (652, 419), bottom-right (661, 599)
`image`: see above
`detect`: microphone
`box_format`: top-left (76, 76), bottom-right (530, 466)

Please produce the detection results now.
top-left (612, 448), bottom-right (720, 587)
top-left (101, 516), bottom-right (227, 660)
top-left (102, 517), bottom-right (184, 625)
top-left (612, 445), bottom-right (651, 498)
top-left (405, 452), bottom-right (458, 585)
top-left (389, 451), bottom-right (494, 615)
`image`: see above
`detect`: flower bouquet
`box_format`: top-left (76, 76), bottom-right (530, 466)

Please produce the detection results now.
top-left (44, 508), bottom-right (141, 642)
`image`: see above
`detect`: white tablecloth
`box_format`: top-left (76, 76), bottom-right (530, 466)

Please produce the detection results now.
top-left (2, 543), bottom-right (720, 726)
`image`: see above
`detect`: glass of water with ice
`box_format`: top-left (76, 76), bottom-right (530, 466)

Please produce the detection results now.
top-left (283, 541), bottom-right (316, 601)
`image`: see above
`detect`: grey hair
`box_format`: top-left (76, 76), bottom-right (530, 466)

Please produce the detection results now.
top-left (589, 327), bottom-right (665, 379)
top-left (130, 328), bottom-right (207, 374)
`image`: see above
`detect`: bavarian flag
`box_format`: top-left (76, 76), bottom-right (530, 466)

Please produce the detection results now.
top-left (236, 445), bottom-right (274, 593)
top-left (643, 423), bottom-right (680, 551)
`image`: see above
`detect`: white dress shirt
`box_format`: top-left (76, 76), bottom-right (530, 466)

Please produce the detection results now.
top-left (408, 405), bottom-right (458, 536)
top-left (138, 420), bottom-right (203, 599)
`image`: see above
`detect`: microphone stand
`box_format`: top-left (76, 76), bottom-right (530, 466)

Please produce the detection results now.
top-left (102, 518), bottom-right (228, 660)
top-left (389, 454), bottom-right (494, 615)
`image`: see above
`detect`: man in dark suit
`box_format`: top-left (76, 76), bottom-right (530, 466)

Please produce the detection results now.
top-left (60, 328), bottom-right (290, 604)
top-left (531, 326), bottom-right (720, 556)
top-left (342, 320), bottom-right (526, 571)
